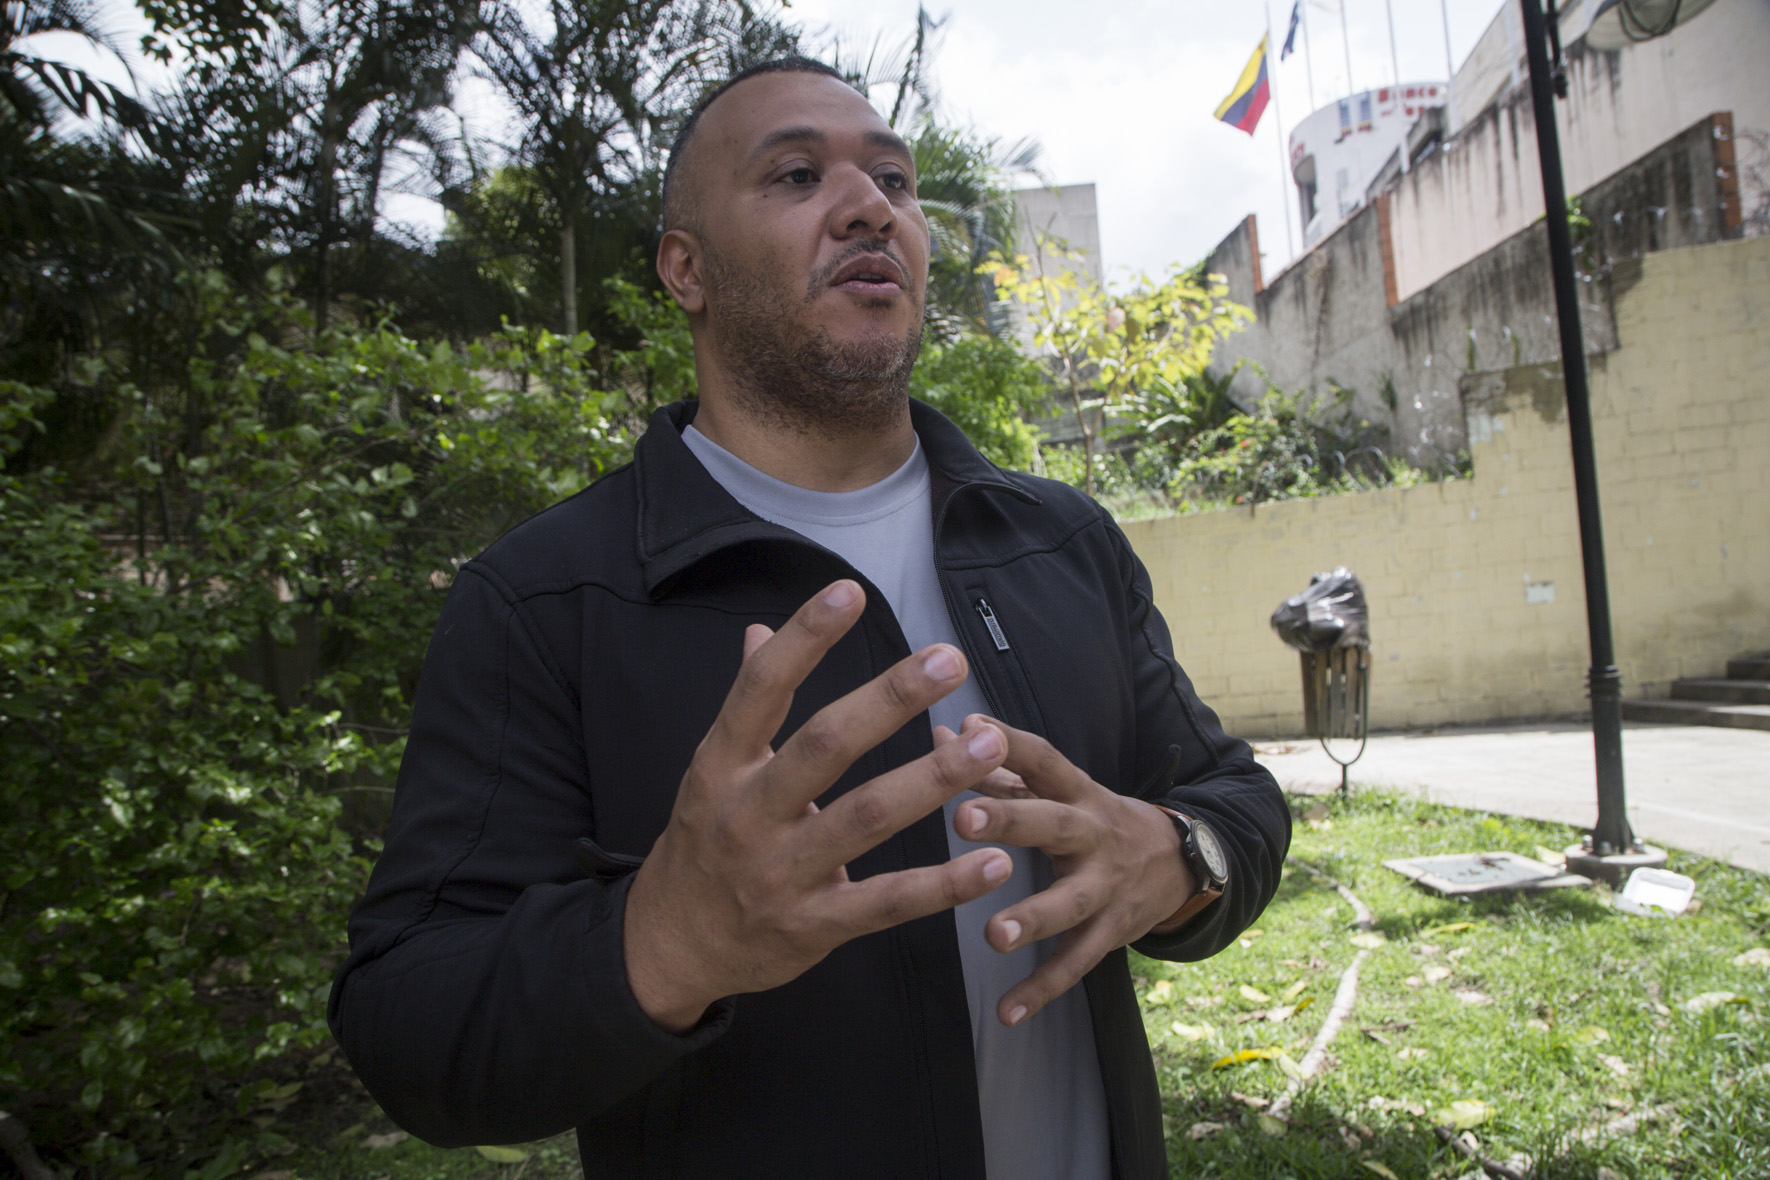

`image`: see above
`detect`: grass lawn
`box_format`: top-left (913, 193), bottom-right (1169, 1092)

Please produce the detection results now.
top-left (274, 789), bottom-right (1769, 1180)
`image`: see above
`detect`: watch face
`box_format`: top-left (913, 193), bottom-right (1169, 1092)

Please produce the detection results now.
top-left (1192, 819), bottom-right (1230, 883)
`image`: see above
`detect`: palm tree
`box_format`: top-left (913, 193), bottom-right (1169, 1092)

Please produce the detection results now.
top-left (471, 0), bottom-right (796, 336)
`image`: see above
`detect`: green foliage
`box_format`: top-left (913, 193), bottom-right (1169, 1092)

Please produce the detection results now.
top-left (1035, 444), bottom-right (1178, 522)
top-left (908, 334), bottom-right (1046, 469)
top-left (598, 275), bottom-right (696, 422)
top-left (0, 274), bottom-right (634, 1171)
top-left (1169, 386), bottom-right (1468, 511)
top-left (985, 247), bottom-right (1252, 495)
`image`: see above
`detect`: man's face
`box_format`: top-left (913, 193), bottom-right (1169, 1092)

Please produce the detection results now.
top-left (666, 71), bottom-right (931, 431)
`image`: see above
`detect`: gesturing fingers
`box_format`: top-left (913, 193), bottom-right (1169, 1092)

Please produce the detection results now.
top-left (996, 920), bottom-right (1120, 1028)
top-left (981, 718), bottom-right (1096, 804)
top-left (933, 724), bottom-right (1032, 799)
top-left (823, 848), bottom-right (1013, 941)
top-left (806, 721), bottom-right (1009, 868)
top-left (759, 642), bottom-right (972, 819)
top-left (707, 581), bottom-right (866, 764)
top-left (954, 796), bottom-right (1097, 857)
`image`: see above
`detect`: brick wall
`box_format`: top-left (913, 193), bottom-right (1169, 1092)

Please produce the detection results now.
top-left (1123, 234), bottom-right (1770, 738)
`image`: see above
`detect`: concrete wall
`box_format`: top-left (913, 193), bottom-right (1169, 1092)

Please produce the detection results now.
top-left (1124, 234), bottom-right (1770, 739)
top-left (1204, 114), bottom-right (1737, 465)
top-left (1390, 0), bottom-right (1769, 302)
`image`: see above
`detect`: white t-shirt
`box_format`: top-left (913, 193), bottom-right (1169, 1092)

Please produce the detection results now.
top-left (682, 425), bottom-right (1110, 1180)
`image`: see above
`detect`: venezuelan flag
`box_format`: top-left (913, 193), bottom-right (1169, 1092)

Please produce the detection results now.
top-left (1214, 35), bottom-right (1270, 136)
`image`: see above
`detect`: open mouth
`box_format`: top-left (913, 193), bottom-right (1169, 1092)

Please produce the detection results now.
top-left (829, 253), bottom-right (906, 293)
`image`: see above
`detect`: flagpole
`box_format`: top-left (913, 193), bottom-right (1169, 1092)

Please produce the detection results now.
top-left (1385, 0), bottom-right (1401, 87)
top-left (1439, 0), bottom-right (1457, 127)
top-left (1339, 2), bottom-right (1355, 97)
top-left (1301, 2), bottom-right (1317, 111)
top-left (1268, 2), bottom-right (1297, 261)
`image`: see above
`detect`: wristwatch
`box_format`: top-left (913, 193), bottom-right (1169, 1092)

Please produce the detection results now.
top-left (1148, 805), bottom-right (1229, 933)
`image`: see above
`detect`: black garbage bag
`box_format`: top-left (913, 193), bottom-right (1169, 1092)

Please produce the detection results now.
top-left (1271, 567), bottom-right (1369, 653)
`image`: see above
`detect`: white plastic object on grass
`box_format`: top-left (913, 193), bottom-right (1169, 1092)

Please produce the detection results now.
top-left (1614, 867), bottom-right (1696, 917)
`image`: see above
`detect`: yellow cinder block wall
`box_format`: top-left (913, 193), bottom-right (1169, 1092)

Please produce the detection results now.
top-left (1122, 234), bottom-right (1770, 739)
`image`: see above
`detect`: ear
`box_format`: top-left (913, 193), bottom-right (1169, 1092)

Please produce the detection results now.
top-left (656, 228), bottom-right (706, 316)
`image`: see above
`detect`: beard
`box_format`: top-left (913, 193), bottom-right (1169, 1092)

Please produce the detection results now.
top-left (699, 238), bottom-right (923, 440)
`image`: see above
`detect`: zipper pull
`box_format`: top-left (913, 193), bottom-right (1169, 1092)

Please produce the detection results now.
top-left (974, 598), bottom-right (1010, 651)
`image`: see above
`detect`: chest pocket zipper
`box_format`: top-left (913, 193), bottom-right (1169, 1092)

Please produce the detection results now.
top-left (965, 592), bottom-right (1045, 733)
top-left (974, 598), bottom-right (1010, 651)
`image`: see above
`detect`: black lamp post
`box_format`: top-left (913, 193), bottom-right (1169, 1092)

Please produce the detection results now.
top-left (1515, 0), bottom-right (1664, 881)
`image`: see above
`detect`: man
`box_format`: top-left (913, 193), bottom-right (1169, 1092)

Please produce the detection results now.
top-left (330, 56), bottom-right (1289, 1180)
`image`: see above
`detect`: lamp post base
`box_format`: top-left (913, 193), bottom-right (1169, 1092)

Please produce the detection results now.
top-left (1563, 843), bottom-right (1668, 888)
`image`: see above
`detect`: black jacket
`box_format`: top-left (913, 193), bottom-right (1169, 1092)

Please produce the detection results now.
top-left (328, 400), bottom-right (1290, 1180)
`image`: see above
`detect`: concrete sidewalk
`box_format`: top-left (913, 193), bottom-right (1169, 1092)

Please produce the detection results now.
top-left (1253, 721), bottom-right (1770, 873)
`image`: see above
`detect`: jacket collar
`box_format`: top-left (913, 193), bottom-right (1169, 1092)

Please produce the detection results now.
top-left (633, 399), bottom-right (1034, 596)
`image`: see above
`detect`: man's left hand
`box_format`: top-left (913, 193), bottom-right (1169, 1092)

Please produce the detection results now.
top-left (940, 717), bottom-right (1199, 1028)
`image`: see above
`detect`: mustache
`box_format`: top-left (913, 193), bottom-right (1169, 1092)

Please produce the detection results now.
top-left (807, 240), bottom-right (915, 297)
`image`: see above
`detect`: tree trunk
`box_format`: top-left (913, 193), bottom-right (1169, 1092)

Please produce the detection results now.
top-left (560, 210), bottom-right (577, 337)
top-left (315, 94), bottom-right (341, 334)
top-left (1062, 357), bottom-right (1095, 498)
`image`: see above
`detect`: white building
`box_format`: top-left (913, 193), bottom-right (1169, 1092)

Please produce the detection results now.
top-left (1289, 81), bottom-right (1449, 248)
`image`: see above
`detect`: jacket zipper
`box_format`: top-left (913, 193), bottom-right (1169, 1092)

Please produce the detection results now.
top-left (974, 598), bottom-right (1010, 651)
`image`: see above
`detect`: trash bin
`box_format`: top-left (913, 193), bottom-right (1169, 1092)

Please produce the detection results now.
top-left (1271, 567), bottom-right (1371, 793)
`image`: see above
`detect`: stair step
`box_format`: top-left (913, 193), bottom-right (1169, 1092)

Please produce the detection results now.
top-left (1727, 654), bottom-right (1770, 680)
top-left (1671, 678), bottom-right (1770, 705)
top-left (1622, 699), bottom-right (1770, 732)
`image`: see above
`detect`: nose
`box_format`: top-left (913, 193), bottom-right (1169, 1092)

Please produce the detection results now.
top-left (824, 164), bottom-right (898, 241)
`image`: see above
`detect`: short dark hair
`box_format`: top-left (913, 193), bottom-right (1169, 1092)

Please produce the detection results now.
top-left (660, 55), bottom-right (853, 233)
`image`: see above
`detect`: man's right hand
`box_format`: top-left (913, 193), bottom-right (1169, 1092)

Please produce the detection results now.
top-left (622, 579), bottom-right (1013, 1031)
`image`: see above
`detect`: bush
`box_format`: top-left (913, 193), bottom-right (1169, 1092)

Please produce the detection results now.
top-left (909, 334), bottom-right (1048, 469)
top-left (1170, 386), bottom-right (1467, 510)
top-left (0, 277), bottom-right (634, 1172)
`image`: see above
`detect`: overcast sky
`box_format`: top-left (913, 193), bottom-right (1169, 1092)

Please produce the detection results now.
top-left (792, 0), bottom-right (1508, 284)
top-left (64, 0), bottom-right (1508, 284)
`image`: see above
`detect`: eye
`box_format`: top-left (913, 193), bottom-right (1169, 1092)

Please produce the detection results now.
top-left (876, 168), bottom-right (911, 192)
top-left (782, 166), bottom-right (817, 186)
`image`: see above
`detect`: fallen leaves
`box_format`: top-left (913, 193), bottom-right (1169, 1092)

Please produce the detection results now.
top-left (1185, 1120), bottom-right (1226, 1140)
top-left (1143, 978), bottom-right (1175, 1005)
top-left (1169, 1021), bottom-right (1214, 1040)
top-left (1597, 1053), bottom-right (1631, 1078)
top-left (1432, 1098), bottom-right (1492, 1129)
top-left (1453, 988), bottom-right (1493, 1006)
top-left (474, 1146), bottom-right (529, 1163)
top-left (1360, 1162), bottom-right (1401, 1180)
top-left (1423, 964), bottom-right (1453, 984)
top-left (362, 1131), bottom-right (409, 1150)
top-left (1239, 984), bottom-right (1272, 1004)
top-left (1264, 997), bottom-right (1314, 1023)
top-left (1210, 1046), bottom-right (1302, 1078)
top-left (1350, 932), bottom-right (1387, 950)
top-left (1682, 991), bottom-right (1750, 1015)
top-left (1425, 922), bottom-right (1474, 936)
top-left (1734, 947), bottom-right (1770, 969)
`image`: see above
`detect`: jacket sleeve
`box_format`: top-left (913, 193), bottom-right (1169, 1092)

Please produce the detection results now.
top-left (1099, 518), bottom-right (1293, 964)
top-left (326, 564), bottom-right (731, 1146)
